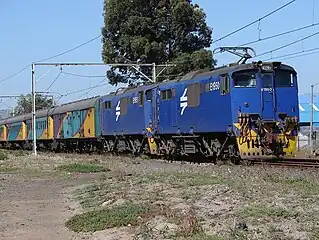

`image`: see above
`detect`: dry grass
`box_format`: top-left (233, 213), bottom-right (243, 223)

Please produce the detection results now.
top-left (2, 150), bottom-right (319, 239)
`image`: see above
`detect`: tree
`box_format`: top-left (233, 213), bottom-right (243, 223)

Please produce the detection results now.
top-left (14, 94), bottom-right (54, 115)
top-left (102, 0), bottom-right (215, 86)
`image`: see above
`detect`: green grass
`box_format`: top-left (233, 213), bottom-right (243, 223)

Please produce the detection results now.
top-left (0, 150), bottom-right (8, 160)
top-left (137, 171), bottom-right (228, 188)
top-left (238, 205), bottom-right (298, 219)
top-left (180, 233), bottom-right (225, 240)
top-left (66, 203), bottom-right (150, 232)
top-left (56, 163), bottom-right (110, 173)
top-left (0, 167), bottom-right (20, 173)
top-left (73, 183), bottom-right (114, 208)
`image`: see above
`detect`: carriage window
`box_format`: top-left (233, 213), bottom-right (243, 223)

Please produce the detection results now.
top-left (233, 71), bottom-right (257, 88)
top-left (188, 83), bottom-right (200, 107)
top-left (275, 70), bottom-right (294, 87)
top-left (261, 73), bottom-right (273, 88)
top-left (120, 97), bottom-right (128, 115)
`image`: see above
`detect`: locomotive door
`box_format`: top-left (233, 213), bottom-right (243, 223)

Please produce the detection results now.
top-left (260, 72), bottom-right (276, 120)
top-left (144, 88), bottom-right (158, 132)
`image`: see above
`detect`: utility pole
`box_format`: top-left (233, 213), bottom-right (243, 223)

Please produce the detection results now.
top-left (31, 62), bottom-right (175, 155)
top-left (32, 63), bottom-right (37, 156)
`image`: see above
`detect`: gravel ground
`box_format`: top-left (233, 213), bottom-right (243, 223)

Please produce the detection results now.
top-left (1, 151), bottom-right (319, 240)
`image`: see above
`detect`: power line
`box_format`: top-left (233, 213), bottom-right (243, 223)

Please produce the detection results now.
top-left (62, 71), bottom-right (107, 78)
top-left (263, 46), bottom-right (319, 61)
top-left (45, 68), bottom-right (63, 92)
top-left (55, 81), bottom-right (109, 103)
top-left (78, 78), bottom-right (107, 99)
top-left (0, 65), bottom-right (30, 83)
top-left (255, 30), bottom-right (319, 58)
top-left (35, 34), bottom-right (102, 63)
top-left (0, 34), bottom-right (102, 84)
top-left (237, 22), bottom-right (319, 47)
top-left (267, 48), bottom-right (319, 61)
top-left (280, 50), bottom-right (319, 61)
top-left (212, 0), bottom-right (297, 43)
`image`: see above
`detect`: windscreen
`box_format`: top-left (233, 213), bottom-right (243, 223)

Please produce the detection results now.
top-left (233, 70), bottom-right (257, 88)
top-left (275, 70), bottom-right (294, 87)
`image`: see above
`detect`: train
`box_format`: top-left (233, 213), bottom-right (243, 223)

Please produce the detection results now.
top-left (0, 58), bottom-right (300, 163)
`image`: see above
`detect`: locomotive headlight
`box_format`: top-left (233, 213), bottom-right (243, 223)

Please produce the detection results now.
top-left (261, 64), bottom-right (272, 72)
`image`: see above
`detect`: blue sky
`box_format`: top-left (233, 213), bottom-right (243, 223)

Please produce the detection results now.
top-left (0, 0), bottom-right (318, 110)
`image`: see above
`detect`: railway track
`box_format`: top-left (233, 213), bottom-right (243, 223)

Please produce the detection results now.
top-left (251, 158), bottom-right (319, 168)
top-left (3, 148), bottom-right (319, 169)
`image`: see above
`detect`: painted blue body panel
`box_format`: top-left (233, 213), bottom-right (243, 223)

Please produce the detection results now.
top-left (100, 90), bottom-right (149, 136)
top-left (63, 114), bottom-right (73, 139)
top-left (27, 117), bottom-right (47, 140)
top-left (158, 76), bottom-right (232, 134)
top-left (7, 122), bottom-right (22, 141)
top-left (72, 111), bottom-right (81, 137)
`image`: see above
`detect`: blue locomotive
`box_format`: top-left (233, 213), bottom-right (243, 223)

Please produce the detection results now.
top-left (0, 48), bottom-right (299, 162)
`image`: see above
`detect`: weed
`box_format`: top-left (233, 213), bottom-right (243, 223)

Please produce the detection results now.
top-left (238, 205), bottom-right (298, 219)
top-left (73, 183), bottom-right (114, 208)
top-left (0, 150), bottom-right (8, 160)
top-left (0, 167), bottom-right (19, 173)
top-left (56, 163), bottom-right (110, 173)
top-left (133, 223), bottom-right (155, 239)
top-left (11, 150), bottom-right (27, 157)
top-left (184, 233), bottom-right (225, 240)
top-left (66, 203), bottom-right (150, 232)
top-left (176, 209), bottom-right (204, 238)
top-left (137, 171), bottom-right (227, 188)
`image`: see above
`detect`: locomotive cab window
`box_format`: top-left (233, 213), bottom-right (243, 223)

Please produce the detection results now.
top-left (275, 70), bottom-right (295, 87)
top-left (233, 71), bottom-right (257, 88)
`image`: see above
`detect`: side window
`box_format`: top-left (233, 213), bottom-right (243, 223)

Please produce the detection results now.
top-left (161, 89), bottom-right (173, 100)
top-left (120, 97), bottom-right (128, 115)
top-left (220, 74), bottom-right (230, 95)
top-left (146, 90), bottom-right (153, 101)
top-left (187, 83), bottom-right (200, 107)
top-left (104, 101), bottom-right (112, 109)
top-left (139, 91), bottom-right (144, 106)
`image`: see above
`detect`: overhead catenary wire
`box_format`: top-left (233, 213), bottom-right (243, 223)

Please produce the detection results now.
top-left (35, 34), bottom-right (102, 63)
top-left (254, 30), bottom-right (319, 58)
top-left (78, 78), bottom-right (108, 99)
top-left (263, 46), bottom-right (319, 61)
top-left (0, 34), bottom-right (102, 83)
top-left (0, 65), bottom-right (30, 83)
top-left (45, 68), bottom-right (63, 92)
top-left (212, 0), bottom-right (297, 43)
top-left (237, 22), bottom-right (319, 47)
top-left (265, 48), bottom-right (319, 61)
top-left (62, 71), bottom-right (107, 78)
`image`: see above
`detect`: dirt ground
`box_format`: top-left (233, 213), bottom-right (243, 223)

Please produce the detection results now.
top-left (1, 151), bottom-right (319, 240)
